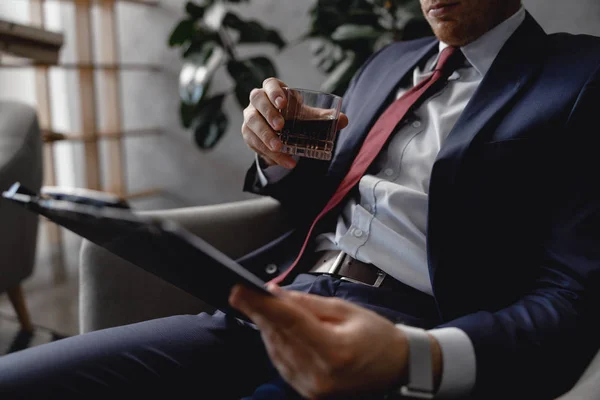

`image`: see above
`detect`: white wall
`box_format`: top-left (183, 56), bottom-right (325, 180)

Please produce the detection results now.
top-left (0, 1), bottom-right (80, 188)
top-left (523, 0), bottom-right (600, 36)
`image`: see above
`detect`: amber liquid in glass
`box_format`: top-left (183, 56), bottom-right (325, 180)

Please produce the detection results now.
top-left (278, 118), bottom-right (338, 161)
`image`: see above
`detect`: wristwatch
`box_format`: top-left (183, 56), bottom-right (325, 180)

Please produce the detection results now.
top-left (393, 325), bottom-right (436, 399)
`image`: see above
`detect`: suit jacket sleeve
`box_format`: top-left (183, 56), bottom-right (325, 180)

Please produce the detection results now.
top-left (242, 52), bottom-right (376, 224)
top-left (437, 65), bottom-right (600, 399)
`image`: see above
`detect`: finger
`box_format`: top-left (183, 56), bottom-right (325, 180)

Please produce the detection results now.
top-left (266, 282), bottom-right (284, 295)
top-left (267, 282), bottom-right (351, 319)
top-left (243, 106), bottom-right (282, 152)
top-left (241, 123), bottom-right (274, 157)
top-left (261, 328), bottom-right (324, 400)
top-left (285, 291), bottom-right (353, 321)
top-left (242, 124), bottom-right (297, 169)
top-left (262, 77), bottom-right (287, 109)
top-left (258, 154), bottom-right (277, 167)
top-left (229, 284), bottom-right (304, 328)
top-left (338, 113), bottom-right (349, 130)
top-left (260, 328), bottom-right (297, 384)
top-left (249, 88), bottom-right (286, 132)
top-left (229, 285), bottom-right (325, 340)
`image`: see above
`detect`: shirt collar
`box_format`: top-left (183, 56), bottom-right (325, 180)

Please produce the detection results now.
top-left (437, 6), bottom-right (526, 77)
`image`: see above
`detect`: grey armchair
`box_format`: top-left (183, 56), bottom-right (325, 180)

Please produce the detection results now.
top-left (0, 101), bottom-right (43, 332)
top-left (78, 197), bottom-right (600, 399)
top-left (78, 196), bottom-right (290, 332)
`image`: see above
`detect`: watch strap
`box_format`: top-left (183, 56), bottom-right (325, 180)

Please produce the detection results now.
top-left (397, 325), bottom-right (435, 399)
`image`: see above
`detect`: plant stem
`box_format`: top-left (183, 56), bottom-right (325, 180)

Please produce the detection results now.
top-left (390, 2), bottom-right (399, 41)
top-left (218, 27), bottom-right (238, 61)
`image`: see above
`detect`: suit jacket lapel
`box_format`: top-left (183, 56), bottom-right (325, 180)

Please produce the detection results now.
top-left (428, 13), bottom-right (548, 286)
top-left (432, 13), bottom-right (547, 188)
top-left (329, 38), bottom-right (439, 178)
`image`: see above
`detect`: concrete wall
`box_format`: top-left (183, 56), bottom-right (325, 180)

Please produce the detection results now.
top-left (1, 0), bottom-right (599, 210)
top-left (523, 0), bottom-right (600, 36)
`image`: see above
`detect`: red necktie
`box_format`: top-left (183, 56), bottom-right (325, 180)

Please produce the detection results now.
top-left (271, 46), bottom-right (464, 285)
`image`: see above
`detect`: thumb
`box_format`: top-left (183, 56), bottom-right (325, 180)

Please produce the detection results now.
top-left (337, 113), bottom-right (349, 130)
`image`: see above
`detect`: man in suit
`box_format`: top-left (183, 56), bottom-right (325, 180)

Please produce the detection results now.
top-left (232, 0), bottom-right (600, 398)
top-left (1, 0), bottom-right (599, 399)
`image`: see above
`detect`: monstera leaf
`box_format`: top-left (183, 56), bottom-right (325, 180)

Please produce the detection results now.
top-left (169, 1), bottom-right (283, 150)
top-left (305, 0), bottom-right (430, 95)
top-left (169, 19), bottom-right (197, 46)
top-left (222, 13), bottom-right (286, 49)
top-left (227, 57), bottom-right (278, 108)
top-left (169, 0), bottom-right (429, 150)
top-left (184, 94), bottom-right (229, 149)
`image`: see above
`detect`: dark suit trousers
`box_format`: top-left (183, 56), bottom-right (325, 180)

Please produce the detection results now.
top-left (0, 273), bottom-right (439, 399)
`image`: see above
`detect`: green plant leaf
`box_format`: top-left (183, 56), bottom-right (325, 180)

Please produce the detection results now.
top-left (168, 19), bottom-right (196, 47)
top-left (373, 31), bottom-right (395, 51)
top-left (320, 53), bottom-right (362, 96)
top-left (247, 56), bottom-right (278, 79)
top-left (180, 92), bottom-right (224, 127)
top-left (347, 9), bottom-right (382, 26)
top-left (401, 17), bottom-right (434, 40)
top-left (222, 12), bottom-right (286, 49)
top-left (331, 24), bottom-right (383, 42)
top-left (180, 102), bottom-right (197, 129)
top-left (310, 39), bottom-right (347, 74)
top-left (306, 7), bottom-right (345, 37)
top-left (227, 57), bottom-right (277, 108)
top-left (183, 40), bottom-right (216, 60)
top-left (193, 108), bottom-right (228, 149)
top-left (182, 93), bottom-right (228, 149)
top-left (185, 1), bottom-right (206, 20)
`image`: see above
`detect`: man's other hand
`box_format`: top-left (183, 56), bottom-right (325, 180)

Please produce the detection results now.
top-left (229, 283), bottom-right (409, 399)
top-left (241, 78), bottom-right (349, 169)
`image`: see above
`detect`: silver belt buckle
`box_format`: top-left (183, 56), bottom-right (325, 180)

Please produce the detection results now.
top-left (333, 251), bottom-right (387, 288)
top-left (327, 251), bottom-right (347, 275)
top-left (372, 271), bottom-right (387, 288)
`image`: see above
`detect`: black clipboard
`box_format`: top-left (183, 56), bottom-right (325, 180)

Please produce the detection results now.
top-left (2, 182), bottom-right (272, 319)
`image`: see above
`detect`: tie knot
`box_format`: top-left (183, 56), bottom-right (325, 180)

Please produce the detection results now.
top-left (434, 46), bottom-right (464, 75)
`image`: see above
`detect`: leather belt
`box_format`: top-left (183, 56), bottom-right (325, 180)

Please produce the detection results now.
top-left (307, 250), bottom-right (402, 290)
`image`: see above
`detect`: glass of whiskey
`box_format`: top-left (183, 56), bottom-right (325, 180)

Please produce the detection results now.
top-left (277, 88), bottom-right (343, 161)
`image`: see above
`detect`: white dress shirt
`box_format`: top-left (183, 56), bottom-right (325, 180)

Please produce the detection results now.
top-left (257, 7), bottom-right (526, 398)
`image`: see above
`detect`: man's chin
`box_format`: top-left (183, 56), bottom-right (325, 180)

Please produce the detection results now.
top-left (432, 25), bottom-right (471, 47)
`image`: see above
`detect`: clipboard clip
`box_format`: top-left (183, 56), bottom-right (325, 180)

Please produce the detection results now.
top-left (3, 182), bottom-right (130, 210)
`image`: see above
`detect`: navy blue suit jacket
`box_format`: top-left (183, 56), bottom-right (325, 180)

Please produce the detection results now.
top-left (242, 13), bottom-right (600, 399)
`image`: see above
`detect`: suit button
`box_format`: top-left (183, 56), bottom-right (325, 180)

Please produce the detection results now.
top-left (384, 168), bottom-right (394, 177)
top-left (265, 264), bottom-right (278, 275)
top-left (354, 229), bottom-right (364, 238)
top-left (412, 121), bottom-right (422, 128)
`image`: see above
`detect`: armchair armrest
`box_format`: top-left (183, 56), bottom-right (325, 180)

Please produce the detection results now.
top-left (556, 349), bottom-right (600, 399)
top-left (79, 196), bottom-right (288, 333)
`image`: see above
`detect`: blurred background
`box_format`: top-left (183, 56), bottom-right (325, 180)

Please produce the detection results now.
top-left (0, 0), bottom-right (599, 353)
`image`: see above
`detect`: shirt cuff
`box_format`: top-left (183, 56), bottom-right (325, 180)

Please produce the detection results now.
top-left (428, 327), bottom-right (476, 398)
top-left (254, 154), bottom-right (296, 187)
